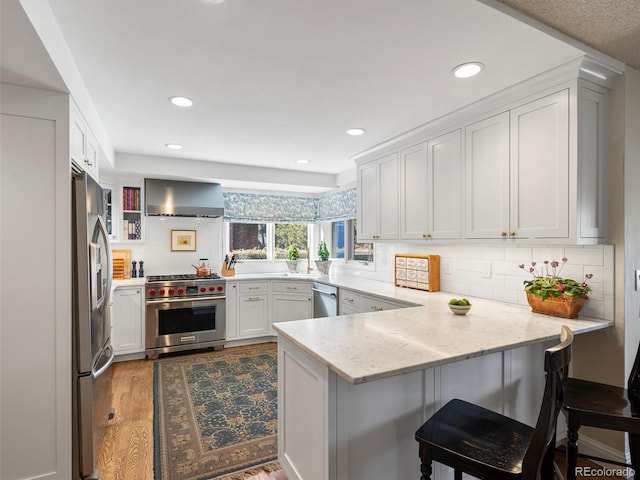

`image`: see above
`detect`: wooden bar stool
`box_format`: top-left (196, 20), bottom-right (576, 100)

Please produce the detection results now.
top-left (563, 342), bottom-right (640, 480)
top-left (415, 326), bottom-right (573, 480)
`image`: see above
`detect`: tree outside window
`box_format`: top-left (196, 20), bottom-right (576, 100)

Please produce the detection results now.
top-left (274, 224), bottom-right (308, 259)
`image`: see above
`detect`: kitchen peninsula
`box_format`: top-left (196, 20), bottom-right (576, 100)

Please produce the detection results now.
top-left (273, 279), bottom-right (611, 480)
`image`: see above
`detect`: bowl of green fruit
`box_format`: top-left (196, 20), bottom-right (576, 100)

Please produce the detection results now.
top-left (448, 298), bottom-right (471, 315)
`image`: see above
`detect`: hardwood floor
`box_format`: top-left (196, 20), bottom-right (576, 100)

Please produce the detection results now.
top-left (97, 356), bottom-right (626, 480)
top-left (97, 358), bottom-right (154, 480)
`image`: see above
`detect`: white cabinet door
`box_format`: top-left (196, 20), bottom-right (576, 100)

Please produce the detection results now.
top-left (272, 294), bottom-right (313, 334)
top-left (238, 294), bottom-right (270, 337)
top-left (400, 142), bottom-right (429, 240)
top-left (428, 129), bottom-right (462, 239)
top-left (70, 101), bottom-right (99, 181)
top-left (111, 286), bottom-right (144, 355)
top-left (377, 153), bottom-right (399, 240)
top-left (510, 90), bottom-right (569, 239)
top-left (226, 282), bottom-right (239, 340)
top-left (578, 84), bottom-right (607, 241)
top-left (357, 160), bottom-right (379, 241)
top-left (357, 153), bottom-right (399, 241)
top-left (465, 112), bottom-right (510, 239)
top-left (339, 289), bottom-right (362, 315)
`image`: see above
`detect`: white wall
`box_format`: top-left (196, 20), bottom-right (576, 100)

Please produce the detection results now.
top-left (111, 216), bottom-right (223, 277)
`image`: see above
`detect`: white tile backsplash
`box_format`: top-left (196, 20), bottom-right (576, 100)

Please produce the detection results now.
top-left (110, 216), bottom-right (224, 277)
top-left (332, 243), bottom-right (615, 321)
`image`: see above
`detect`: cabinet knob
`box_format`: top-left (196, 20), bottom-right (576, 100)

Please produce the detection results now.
top-left (510, 231), bottom-right (516, 237)
top-left (501, 231), bottom-right (507, 237)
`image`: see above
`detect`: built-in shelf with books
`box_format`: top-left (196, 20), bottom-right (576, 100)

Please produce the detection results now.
top-left (122, 185), bottom-right (143, 242)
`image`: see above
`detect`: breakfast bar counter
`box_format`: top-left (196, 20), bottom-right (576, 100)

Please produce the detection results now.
top-left (272, 283), bottom-right (611, 480)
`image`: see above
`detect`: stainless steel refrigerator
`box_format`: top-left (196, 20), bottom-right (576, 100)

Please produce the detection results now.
top-left (72, 170), bottom-right (114, 480)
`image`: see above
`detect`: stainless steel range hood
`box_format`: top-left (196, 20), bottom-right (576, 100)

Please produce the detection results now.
top-left (144, 178), bottom-right (224, 217)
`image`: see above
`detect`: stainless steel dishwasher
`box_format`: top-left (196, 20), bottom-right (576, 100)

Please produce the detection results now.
top-left (312, 281), bottom-right (338, 318)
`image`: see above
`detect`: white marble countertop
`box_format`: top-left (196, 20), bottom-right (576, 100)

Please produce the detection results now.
top-left (112, 277), bottom-right (146, 287)
top-left (273, 275), bottom-right (612, 385)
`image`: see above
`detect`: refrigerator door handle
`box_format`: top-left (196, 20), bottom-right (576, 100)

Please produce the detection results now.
top-left (93, 344), bottom-right (114, 379)
top-left (90, 215), bottom-right (113, 312)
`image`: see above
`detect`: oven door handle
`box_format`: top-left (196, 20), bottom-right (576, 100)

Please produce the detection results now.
top-left (146, 296), bottom-right (226, 305)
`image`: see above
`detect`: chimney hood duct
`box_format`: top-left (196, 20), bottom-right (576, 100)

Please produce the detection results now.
top-left (144, 178), bottom-right (224, 218)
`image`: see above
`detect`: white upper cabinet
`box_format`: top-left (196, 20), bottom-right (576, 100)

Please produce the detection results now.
top-left (510, 90), bottom-right (569, 239)
top-left (70, 101), bottom-right (99, 181)
top-left (400, 130), bottom-right (462, 240)
top-left (428, 130), bottom-right (462, 239)
top-left (577, 84), bottom-right (607, 241)
top-left (465, 112), bottom-right (510, 239)
top-left (399, 142), bottom-right (429, 239)
top-left (466, 90), bottom-right (570, 240)
top-left (356, 70), bottom-right (610, 245)
top-left (358, 153), bottom-right (399, 241)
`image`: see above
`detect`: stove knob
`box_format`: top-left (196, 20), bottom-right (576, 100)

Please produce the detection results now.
top-left (177, 288), bottom-right (184, 294)
top-left (209, 286), bottom-right (215, 292)
top-left (168, 288), bottom-right (175, 295)
top-left (149, 289), bottom-right (156, 296)
top-left (217, 285), bottom-right (224, 292)
top-left (200, 287), bottom-right (206, 293)
top-left (160, 289), bottom-right (166, 295)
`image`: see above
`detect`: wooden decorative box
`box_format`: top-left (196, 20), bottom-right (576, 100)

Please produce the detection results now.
top-left (394, 254), bottom-right (440, 292)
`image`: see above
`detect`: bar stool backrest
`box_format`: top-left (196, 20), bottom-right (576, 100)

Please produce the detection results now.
top-left (628, 341), bottom-right (640, 401)
top-left (522, 326), bottom-right (574, 479)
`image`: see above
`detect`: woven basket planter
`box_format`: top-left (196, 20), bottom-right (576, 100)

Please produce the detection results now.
top-left (526, 292), bottom-right (586, 319)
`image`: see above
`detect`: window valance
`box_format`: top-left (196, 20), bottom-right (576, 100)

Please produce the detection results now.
top-left (223, 187), bottom-right (356, 223)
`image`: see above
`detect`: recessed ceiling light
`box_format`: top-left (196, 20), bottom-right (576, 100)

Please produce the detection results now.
top-left (452, 62), bottom-right (484, 78)
top-left (165, 143), bottom-right (183, 150)
top-left (207, 0), bottom-right (226, 4)
top-left (296, 159), bottom-right (309, 164)
top-left (346, 128), bottom-right (366, 136)
top-left (168, 96), bottom-right (193, 107)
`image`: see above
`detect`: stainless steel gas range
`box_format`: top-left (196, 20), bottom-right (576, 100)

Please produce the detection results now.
top-left (145, 273), bottom-right (226, 359)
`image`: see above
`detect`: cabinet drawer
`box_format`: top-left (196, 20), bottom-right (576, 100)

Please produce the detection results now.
top-left (416, 259), bottom-right (429, 271)
top-left (361, 295), bottom-right (405, 312)
top-left (273, 281), bottom-right (312, 294)
top-left (340, 290), bottom-right (362, 310)
top-left (395, 257), bottom-right (407, 268)
top-left (239, 282), bottom-right (269, 294)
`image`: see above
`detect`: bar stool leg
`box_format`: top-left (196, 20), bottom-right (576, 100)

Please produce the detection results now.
top-left (418, 443), bottom-right (433, 480)
top-left (629, 433), bottom-right (640, 477)
top-left (566, 422), bottom-right (580, 480)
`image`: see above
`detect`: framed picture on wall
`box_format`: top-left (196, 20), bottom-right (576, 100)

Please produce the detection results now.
top-left (171, 229), bottom-right (197, 251)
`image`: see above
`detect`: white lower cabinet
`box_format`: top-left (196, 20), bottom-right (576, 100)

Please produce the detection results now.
top-left (361, 294), bottom-right (407, 312)
top-left (340, 288), bottom-right (409, 314)
top-left (111, 285), bottom-right (144, 356)
top-left (271, 281), bottom-right (313, 335)
top-left (339, 289), bottom-right (362, 315)
top-left (278, 336), bottom-right (555, 480)
top-left (236, 281), bottom-right (270, 338)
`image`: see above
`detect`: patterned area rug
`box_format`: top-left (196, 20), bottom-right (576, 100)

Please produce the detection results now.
top-left (154, 343), bottom-right (279, 480)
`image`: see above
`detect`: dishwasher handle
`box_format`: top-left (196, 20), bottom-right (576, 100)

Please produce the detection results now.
top-left (312, 288), bottom-right (337, 298)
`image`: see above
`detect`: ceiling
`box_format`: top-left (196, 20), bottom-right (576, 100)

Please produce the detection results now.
top-left (1, 0), bottom-right (634, 191)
